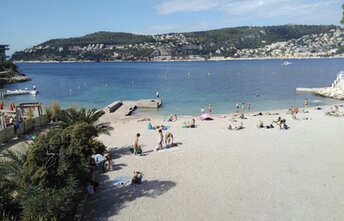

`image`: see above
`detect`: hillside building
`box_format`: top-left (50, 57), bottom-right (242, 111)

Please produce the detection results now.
top-left (0, 44), bottom-right (9, 61)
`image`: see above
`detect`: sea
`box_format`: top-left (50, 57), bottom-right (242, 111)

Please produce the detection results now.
top-left (2, 58), bottom-right (343, 115)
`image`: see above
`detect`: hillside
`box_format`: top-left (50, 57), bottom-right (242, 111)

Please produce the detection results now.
top-left (11, 25), bottom-right (343, 62)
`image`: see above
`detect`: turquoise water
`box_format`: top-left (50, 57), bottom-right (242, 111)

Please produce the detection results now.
top-left (2, 58), bottom-right (343, 115)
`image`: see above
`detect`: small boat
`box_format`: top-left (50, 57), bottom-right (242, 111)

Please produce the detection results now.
top-left (282, 61), bottom-right (292, 66)
top-left (1, 88), bottom-right (39, 97)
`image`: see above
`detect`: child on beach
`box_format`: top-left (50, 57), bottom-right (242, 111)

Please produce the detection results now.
top-left (165, 132), bottom-right (174, 147)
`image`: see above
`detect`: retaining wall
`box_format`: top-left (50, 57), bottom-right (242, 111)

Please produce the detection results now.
top-left (0, 115), bottom-right (48, 144)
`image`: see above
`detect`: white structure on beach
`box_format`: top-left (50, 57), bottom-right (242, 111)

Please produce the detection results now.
top-left (296, 71), bottom-right (344, 99)
top-left (331, 71), bottom-right (344, 89)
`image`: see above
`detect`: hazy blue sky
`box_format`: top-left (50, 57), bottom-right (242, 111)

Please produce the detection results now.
top-left (1, 0), bottom-right (343, 55)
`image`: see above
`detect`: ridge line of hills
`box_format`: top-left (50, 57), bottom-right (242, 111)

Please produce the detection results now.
top-left (11, 25), bottom-right (344, 62)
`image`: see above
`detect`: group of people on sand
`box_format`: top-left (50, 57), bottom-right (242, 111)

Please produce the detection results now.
top-left (227, 122), bottom-right (244, 130)
top-left (167, 114), bottom-right (177, 122)
top-left (148, 122), bottom-right (167, 130)
top-left (256, 116), bottom-right (288, 129)
top-left (132, 130), bottom-right (175, 155)
top-left (183, 119), bottom-right (196, 128)
top-left (156, 130), bottom-right (174, 151)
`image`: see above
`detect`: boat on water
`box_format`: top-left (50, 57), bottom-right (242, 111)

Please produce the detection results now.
top-left (282, 61), bottom-right (292, 66)
top-left (1, 86), bottom-right (39, 97)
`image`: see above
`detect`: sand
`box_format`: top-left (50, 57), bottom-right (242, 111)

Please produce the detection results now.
top-left (83, 105), bottom-right (344, 221)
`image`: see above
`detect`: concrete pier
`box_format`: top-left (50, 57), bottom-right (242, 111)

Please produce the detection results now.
top-left (296, 71), bottom-right (344, 100)
top-left (136, 99), bottom-right (162, 108)
top-left (99, 98), bottom-right (162, 122)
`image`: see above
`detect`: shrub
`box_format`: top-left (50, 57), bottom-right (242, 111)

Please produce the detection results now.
top-left (19, 177), bottom-right (78, 221)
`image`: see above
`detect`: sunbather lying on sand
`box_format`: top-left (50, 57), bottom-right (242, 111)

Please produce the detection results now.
top-left (251, 112), bottom-right (263, 116)
top-left (257, 120), bottom-right (264, 128)
top-left (167, 114), bottom-right (178, 122)
top-left (183, 119), bottom-right (196, 128)
top-left (137, 117), bottom-right (151, 122)
top-left (228, 122), bottom-right (244, 130)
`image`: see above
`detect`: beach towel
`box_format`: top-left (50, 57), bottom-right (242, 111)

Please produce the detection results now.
top-left (162, 125), bottom-right (170, 130)
top-left (113, 176), bottom-right (131, 187)
top-left (129, 147), bottom-right (142, 154)
top-left (113, 176), bottom-right (145, 187)
top-left (155, 146), bottom-right (179, 152)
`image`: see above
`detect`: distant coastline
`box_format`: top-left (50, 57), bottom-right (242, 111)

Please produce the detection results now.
top-left (13, 55), bottom-right (344, 64)
top-left (11, 25), bottom-right (344, 63)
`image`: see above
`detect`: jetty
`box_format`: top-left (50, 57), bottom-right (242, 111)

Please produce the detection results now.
top-left (296, 71), bottom-right (344, 100)
top-left (100, 99), bottom-right (162, 122)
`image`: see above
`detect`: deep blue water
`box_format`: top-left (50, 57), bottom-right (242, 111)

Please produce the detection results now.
top-left (2, 58), bottom-right (344, 115)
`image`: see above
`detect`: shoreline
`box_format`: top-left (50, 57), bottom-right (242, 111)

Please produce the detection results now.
top-left (13, 56), bottom-right (344, 64)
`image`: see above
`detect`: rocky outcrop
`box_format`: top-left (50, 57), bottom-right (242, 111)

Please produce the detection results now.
top-left (0, 70), bottom-right (31, 87)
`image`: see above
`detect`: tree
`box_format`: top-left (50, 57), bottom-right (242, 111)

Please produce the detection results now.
top-left (18, 177), bottom-right (78, 221)
top-left (0, 149), bottom-right (28, 219)
top-left (23, 122), bottom-right (105, 187)
top-left (56, 107), bottom-right (112, 135)
top-left (20, 122), bottom-right (106, 220)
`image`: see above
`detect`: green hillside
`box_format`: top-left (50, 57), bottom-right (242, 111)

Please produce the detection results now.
top-left (11, 25), bottom-right (341, 61)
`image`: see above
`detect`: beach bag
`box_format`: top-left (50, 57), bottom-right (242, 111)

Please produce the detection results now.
top-left (147, 122), bottom-right (153, 130)
top-left (129, 147), bottom-right (142, 154)
top-left (86, 184), bottom-right (94, 195)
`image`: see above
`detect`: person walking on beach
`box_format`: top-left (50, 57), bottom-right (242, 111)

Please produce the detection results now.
top-left (133, 133), bottom-right (142, 156)
top-left (241, 102), bottom-right (245, 110)
top-left (236, 103), bottom-right (239, 112)
top-left (201, 106), bottom-right (205, 114)
top-left (156, 91), bottom-right (159, 98)
top-left (247, 102), bottom-right (251, 110)
top-left (208, 104), bottom-right (212, 113)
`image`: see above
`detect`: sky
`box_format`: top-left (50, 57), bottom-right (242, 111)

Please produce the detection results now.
top-left (1, 0), bottom-right (343, 55)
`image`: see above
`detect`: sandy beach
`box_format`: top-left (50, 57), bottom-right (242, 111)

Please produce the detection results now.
top-left (83, 105), bottom-right (344, 221)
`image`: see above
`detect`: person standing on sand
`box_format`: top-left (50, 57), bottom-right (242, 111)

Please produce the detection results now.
top-left (133, 133), bottom-right (142, 156)
top-left (157, 129), bottom-right (163, 150)
top-left (236, 103), bottom-right (239, 112)
top-left (208, 104), bottom-right (212, 113)
top-left (304, 99), bottom-right (308, 108)
top-left (201, 106), bottom-right (205, 114)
